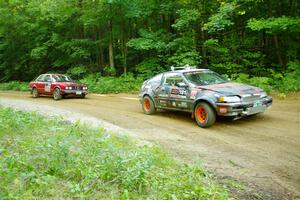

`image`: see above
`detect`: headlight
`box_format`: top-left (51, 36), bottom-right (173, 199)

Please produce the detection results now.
top-left (218, 96), bottom-right (241, 103)
top-left (65, 86), bottom-right (72, 90)
top-left (83, 87), bottom-right (87, 90)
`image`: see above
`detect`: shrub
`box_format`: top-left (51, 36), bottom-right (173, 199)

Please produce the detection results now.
top-left (0, 81), bottom-right (28, 91)
top-left (0, 108), bottom-right (230, 199)
top-left (80, 73), bottom-right (143, 94)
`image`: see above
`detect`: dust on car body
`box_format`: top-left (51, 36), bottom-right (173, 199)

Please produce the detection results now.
top-left (139, 66), bottom-right (273, 127)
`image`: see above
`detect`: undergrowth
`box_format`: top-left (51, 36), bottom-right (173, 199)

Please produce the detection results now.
top-left (0, 108), bottom-right (230, 199)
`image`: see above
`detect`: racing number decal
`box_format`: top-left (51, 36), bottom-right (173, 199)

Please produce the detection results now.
top-left (45, 83), bottom-right (51, 92)
top-left (170, 88), bottom-right (187, 98)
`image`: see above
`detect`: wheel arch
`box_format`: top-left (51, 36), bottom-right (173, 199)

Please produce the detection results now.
top-left (193, 98), bottom-right (217, 114)
top-left (142, 93), bottom-right (156, 107)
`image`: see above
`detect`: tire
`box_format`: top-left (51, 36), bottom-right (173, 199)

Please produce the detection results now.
top-left (80, 94), bottom-right (86, 99)
top-left (142, 96), bottom-right (156, 115)
top-left (194, 102), bottom-right (216, 128)
top-left (53, 88), bottom-right (62, 100)
top-left (32, 88), bottom-right (39, 98)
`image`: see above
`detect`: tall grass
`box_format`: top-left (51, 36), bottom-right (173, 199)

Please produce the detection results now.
top-left (0, 81), bottom-right (28, 91)
top-left (0, 108), bottom-right (230, 199)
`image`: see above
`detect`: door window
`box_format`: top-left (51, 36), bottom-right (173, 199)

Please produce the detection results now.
top-left (164, 74), bottom-right (186, 87)
top-left (43, 75), bottom-right (52, 82)
top-left (36, 75), bottom-right (45, 82)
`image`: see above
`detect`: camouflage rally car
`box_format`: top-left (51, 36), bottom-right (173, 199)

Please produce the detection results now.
top-left (139, 66), bottom-right (273, 128)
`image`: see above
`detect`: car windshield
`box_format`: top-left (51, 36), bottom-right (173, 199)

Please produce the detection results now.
top-left (52, 75), bottom-right (73, 82)
top-left (184, 71), bottom-right (228, 86)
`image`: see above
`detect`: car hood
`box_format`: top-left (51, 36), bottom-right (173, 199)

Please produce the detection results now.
top-left (196, 82), bottom-right (263, 96)
top-left (58, 82), bottom-right (86, 87)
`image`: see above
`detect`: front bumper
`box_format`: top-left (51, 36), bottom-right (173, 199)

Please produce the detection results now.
top-left (216, 96), bottom-right (273, 117)
top-left (61, 90), bottom-right (88, 95)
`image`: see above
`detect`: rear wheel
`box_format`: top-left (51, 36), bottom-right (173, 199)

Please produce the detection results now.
top-left (32, 88), bottom-right (39, 98)
top-left (194, 102), bottom-right (216, 128)
top-left (142, 96), bottom-right (156, 114)
top-left (53, 88), bottom-right (62, 100)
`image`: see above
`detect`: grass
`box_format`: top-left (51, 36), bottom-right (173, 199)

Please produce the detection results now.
top-left (0, 81), bottom-right (28, 92)
top-left (0, 108), bottom-right (230, 199)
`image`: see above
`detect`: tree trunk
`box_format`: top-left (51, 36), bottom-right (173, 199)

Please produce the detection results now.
top-left (108, 20), bottom-right (114, 68)
top-left (273, 35), bottom-right (284, 67)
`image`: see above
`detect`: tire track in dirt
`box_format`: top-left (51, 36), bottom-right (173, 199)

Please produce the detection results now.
top-left (1, 91), bottom-right (299, 200)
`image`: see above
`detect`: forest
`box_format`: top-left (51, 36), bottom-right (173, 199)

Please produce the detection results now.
top-left (0, 0), bottom-right (299, 93)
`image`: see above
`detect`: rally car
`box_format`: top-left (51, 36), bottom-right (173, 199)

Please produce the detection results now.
top-left (139, 66), bottom-right (272, 128)
top-left (29, 74), bottom-right (88, 100)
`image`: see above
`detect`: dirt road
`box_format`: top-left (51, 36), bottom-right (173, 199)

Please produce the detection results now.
top-left (0, 91), bottom-right (299, 200)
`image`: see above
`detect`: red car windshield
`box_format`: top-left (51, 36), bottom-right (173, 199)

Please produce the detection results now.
top-left (52, 75), bottom-right (73, 82)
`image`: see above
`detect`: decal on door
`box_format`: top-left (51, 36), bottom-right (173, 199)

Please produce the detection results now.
top-left (45, 83), bottom-right (51, 92)
top-left (170, 88), bottom-right (187, 99)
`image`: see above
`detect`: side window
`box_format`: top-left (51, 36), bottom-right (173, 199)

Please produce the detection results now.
top-left (164, 74), bottom-right (185, 86)
top-left (44, 75), bottom-right (52, 82)
top-left (148, 74), bottom-right (163, 85)
top-left (36, 75), bottom-right (45, 82)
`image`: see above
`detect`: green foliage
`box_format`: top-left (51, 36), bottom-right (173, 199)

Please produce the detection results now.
top-left (136, 58), bottom-right (165, 79)
top-left (232, 73), bottom-right (273, 93)
top-left (0, 0), bottom-right (299, 93)
top-left (0, 81), bottom-right (28, 91)
top-left (66, 66), bottom-right (88, 80)
top-left (203, 2), bottom-right (237, 33)
top-left (127, 29), bottom-right (170, 52)
top-left (80, 73), bottom-right (143, 94)
top-left (247, 17), bottom-right (300, 33)
top-left (103, 66), bottom-right (117, 76)
top-left (0, 108), bottom-right (230, 199)
top-left (275, 60), bottom-right (300, 92)
top-left (172, 8), bottom-right (200, 31)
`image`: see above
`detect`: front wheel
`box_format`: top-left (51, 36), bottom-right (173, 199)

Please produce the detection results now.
top-left (53, 88), bottom-right (62, 100)
top-left (142, 96), bottom-right (156, 115)
top-left (32, 88), bottom-right (39, 98)
top-left (194, 102), bottom-right (216, 128)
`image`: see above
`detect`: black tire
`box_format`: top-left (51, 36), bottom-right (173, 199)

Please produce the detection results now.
top-left (32, 88), bottom-right (39, 98)
top-left (194, 102), bottom-right (216, 128)
top-left (53, 88), bottom-right (62, 100)
top-left (142, 96), bottom-right (156, 115)
top-left (80, 94), bottom-right (86, 99)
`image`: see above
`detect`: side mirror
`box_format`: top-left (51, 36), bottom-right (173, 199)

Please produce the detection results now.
top-left (176, 82), bottom-right (188, 88)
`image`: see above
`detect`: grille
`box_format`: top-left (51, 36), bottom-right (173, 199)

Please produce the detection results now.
top-left (72, 86), bottom-right (82, 90)
top-left (241, 94), bottom-right (261, 103)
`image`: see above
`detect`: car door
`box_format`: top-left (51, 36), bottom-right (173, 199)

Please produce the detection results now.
top-left (156, 73), bottom-right (190, 110)
top-left (35, 75), bottom-right (46, 94)
top-left (43, 74), bottom-right (53, 95)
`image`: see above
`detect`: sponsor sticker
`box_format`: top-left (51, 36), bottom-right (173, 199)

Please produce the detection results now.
top-left (45, 83), bottom-right (51, 92)
top-left (190, 90), bottom-right (197, 99)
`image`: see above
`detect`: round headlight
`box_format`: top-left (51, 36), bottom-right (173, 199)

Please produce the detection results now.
top-left (219, 96), bottom-right (241, 103)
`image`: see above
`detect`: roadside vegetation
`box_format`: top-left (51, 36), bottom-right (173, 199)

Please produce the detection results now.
top-left (0, 107), bottom-right (230, 199)
top-left (0, 0), bottom-right (299, 94)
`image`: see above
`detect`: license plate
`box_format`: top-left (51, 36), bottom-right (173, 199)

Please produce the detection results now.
top-left (76, 91), bottom-right (82, 95)
top-left (253, 100), bottom-right (262, 107)
top-left (247, 106), bottom-right (265, 115)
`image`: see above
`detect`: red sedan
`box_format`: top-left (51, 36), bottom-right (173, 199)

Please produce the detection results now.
top-left (29, 74), bottom-right (88, 100)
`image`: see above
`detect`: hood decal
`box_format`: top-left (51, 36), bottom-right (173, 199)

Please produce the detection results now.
top-left (196, 82), bottom-right (262, 96)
